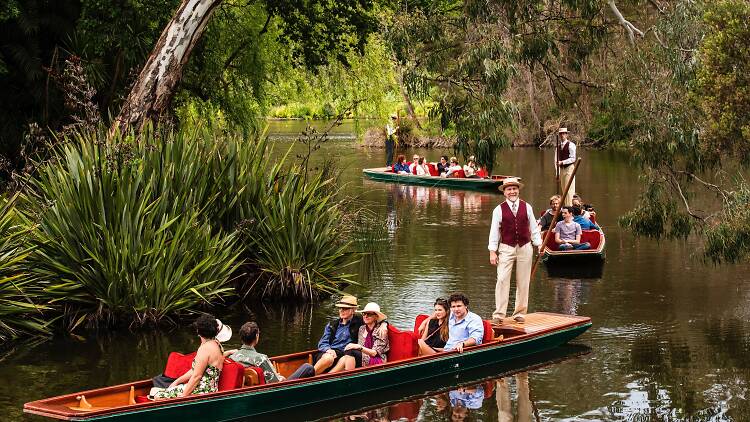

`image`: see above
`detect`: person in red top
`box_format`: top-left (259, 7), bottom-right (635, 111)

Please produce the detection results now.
top-left (487, 178), bottom-right (542, 325)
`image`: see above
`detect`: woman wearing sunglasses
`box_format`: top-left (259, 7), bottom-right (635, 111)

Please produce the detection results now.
top-left (417, 298), bottom-right (450, 355)
top-left (329, 302), bottom-right (390, 372)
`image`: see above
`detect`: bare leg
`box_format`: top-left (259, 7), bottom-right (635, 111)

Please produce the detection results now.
top-left (328, 356), bottom-right (351, 373)
top-left (418, 339), bottom-right (437, 356)
top-left (313, 354), bottom-right (334, 375)
top-left (343, 355), bottom-right (357, 370)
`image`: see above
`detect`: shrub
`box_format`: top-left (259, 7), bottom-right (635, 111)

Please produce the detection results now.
top-left (21, 130), bottom-right (241, 327)
top-left (0, 194), bottom-right (49, 341)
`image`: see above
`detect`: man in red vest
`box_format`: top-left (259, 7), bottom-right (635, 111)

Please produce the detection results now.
top-left (488, 178), bottom-right (542, 324)
top-left (555, 127), bottom-right (576, 206)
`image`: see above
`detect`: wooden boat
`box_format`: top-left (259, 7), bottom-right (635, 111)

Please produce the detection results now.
top-left (541, 227), bottom-right (606, 263)
top-left (362, 167), bottom-right (514, 192)
top-left (24, 312), bottom-right (591, 422)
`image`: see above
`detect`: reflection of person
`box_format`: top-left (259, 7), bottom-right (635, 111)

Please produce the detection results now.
top-left (450, 385), bottom-right (485, 421)
top-left (496, 372), bottom-right (533, 422)
top-left (385, 114), bottom-right (398, 166)
top-left (488, 178), bottom-right (542, 324)
top-left (556, 127), bottom-right (576, 206)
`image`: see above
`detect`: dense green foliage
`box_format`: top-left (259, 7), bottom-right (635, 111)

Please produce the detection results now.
top-left (0, 195), bottom-right (49, 341)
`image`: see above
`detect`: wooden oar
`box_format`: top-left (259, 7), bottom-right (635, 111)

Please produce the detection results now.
top-left (530, 157), bottom-right (582, 281)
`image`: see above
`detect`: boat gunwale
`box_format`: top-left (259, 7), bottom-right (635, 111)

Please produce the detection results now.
top-left (24, 313), bottom-right (591, 420)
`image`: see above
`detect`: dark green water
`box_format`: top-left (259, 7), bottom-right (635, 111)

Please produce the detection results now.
top-left (3, 121), bottom-right (749, 421)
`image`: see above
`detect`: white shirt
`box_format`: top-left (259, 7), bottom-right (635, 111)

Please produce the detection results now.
top-left (555, 140), bottom-right (577, 166)
top-left (487, 199), bottom-right (543, 251)
top-left (386, 123), bottom-right (397, 137)
top-left (463, 164), bottom-right (476, 177)
top-left (443, 164), bottom-right (462, 178)
top-left (416, 164), bottom-right (428, 176)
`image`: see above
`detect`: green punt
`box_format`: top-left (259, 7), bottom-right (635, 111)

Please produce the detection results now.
top-left (24, 312), bottom-right (591, 422)
top-left (363, 167), bottom-right (514, 192)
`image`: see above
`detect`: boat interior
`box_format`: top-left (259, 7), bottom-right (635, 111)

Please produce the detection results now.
top-left (24, 313), bottom-right (590, 419)
top-left (542, 228), bottom-right (604, 253)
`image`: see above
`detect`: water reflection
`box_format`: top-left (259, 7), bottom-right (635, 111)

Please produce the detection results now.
top-left (549, 277), bottom-right (594, 316)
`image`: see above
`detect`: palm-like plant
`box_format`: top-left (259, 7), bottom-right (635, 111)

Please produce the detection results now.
top-left (0, 194), bottom-right (49, 341)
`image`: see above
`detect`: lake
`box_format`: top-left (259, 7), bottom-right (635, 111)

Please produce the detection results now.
top-left (3, 120), bottom-right (749, 421)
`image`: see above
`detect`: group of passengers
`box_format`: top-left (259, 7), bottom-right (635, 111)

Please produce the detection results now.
top-left (392, 154), bottom-right (483, 179)
top-left (154, 292), bottom-right (484, 399)
top-left (537, 193), bottom-right (600, 251)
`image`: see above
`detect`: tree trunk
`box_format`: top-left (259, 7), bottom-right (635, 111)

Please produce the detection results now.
top-left (396, 67), bottom-right (423, 129)
top-left (111, 0), bottom-right (223, 135)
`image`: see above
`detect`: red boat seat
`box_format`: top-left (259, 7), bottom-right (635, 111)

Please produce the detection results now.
top-left (387, 324), bottom-right (418, 361)
top-left (428, 163), bottom-right (439, 176)
top-left (242, 366), bottom-right (266, 387)
top-left (452, 169), bottom-right (466, 178)
top-left (163, 352), bottom-right (196, 379)
top-left (544, 229), bottom-right (601, 251)
top-left (218, 359), bottom-right (245, 391)
top-left (476, 167), bottom-right (488, 178)
top-left (482, 320), bottom-right (494, 343)
top-left (413, 314), bottom-right (429, 334)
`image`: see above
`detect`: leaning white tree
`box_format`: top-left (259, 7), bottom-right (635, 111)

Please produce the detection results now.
top-left (111, 0), bottom-right (223, 135)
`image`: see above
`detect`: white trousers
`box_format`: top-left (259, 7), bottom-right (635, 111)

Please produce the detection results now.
top-left (493, 243), bottom-right (532, 319)
top-left (560, 164), bottom-right (575, 206)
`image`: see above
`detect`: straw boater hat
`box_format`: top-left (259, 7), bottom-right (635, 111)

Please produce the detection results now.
top-left (498, 177), bottom-right (523, 193)
top-left (335, 295), bottom-right (359, 309)
top-left (360, 302), bottom-right (387, 322)
top-left (558, 127), bottom-right (569, 134)
top-left (215, 319), bottom-right (232, 343)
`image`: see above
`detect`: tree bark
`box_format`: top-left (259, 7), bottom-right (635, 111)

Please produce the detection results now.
top-left (111, 0), bottom-right (223, 135)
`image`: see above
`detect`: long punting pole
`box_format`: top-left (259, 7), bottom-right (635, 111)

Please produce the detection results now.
top-left (530, 157), bottom-right (582, 281)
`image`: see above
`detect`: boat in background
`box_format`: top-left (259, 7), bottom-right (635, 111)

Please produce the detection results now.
top-left (363, 167), bottom-right (515, 192)
top-left (541, 228), bottom-right (606, 263)
top-left (25, 312), bottom-right (591, 422)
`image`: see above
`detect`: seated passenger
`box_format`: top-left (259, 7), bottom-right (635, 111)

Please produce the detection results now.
top-left (415, 157), bottom-right (430, 176)
top-left (151, 314), bottom-right (230, 399)
top-left (313, 295), bottom-right (364, 375)
top-left (572, 206), bottom-right (600, 231)
top-left (443, 292), bottom-right (484, 353)
top-left (443, 157), bottom-right (463, 178)
top-left (463, 156), bottom-right (479, 178)
top-left (537, 195), bottom-right (562, 231)
top-left (329, 302), bottom-right (390, 372)
top-left (437, 155), bottom-right (450, 175)
top-left (417, 298), bottom-right (450, 356)
top-left (225, 322), bottom-right (314, 382)
top-left (554, 207), bottom-right (591, 251)
top-left (572, 194), bottom-right (596, 220)
top-left (393, 155), bottom-right (411, 174)
top-left (409, 154), bottom-right (420, 174)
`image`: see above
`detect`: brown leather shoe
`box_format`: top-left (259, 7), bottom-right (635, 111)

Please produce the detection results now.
top-left (491, 317), bottom-right (504, 326)
top-left (513, 315), bottom-right (525, 323)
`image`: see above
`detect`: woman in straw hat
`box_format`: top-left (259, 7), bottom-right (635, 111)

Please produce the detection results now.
top-left (329, 302), bottom-right (390, 372)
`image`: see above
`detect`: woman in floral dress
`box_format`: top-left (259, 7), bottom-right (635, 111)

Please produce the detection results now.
top-left (152, 314), bottom-right (231, 399)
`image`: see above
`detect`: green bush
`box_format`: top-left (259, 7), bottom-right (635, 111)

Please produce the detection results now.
top-left (0, 194), bottom-right (49, 341)
top-left (21, 130), bottom-right (241, 327)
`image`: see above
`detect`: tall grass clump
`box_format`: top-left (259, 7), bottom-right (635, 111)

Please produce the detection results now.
top-left (0, 194), bottom-right (50, 340)
top-left (21, 129), bottom-right (241, 328)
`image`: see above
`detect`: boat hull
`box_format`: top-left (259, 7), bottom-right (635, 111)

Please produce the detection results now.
top-left (542, 229), bottom-right (606, 264)
top-left (362, 167), bottom-right (508, 192)
top-left (25, 314), bottom-right (590, 421)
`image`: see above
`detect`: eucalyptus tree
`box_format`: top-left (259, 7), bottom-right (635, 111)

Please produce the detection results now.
top-left (383, 0), bottom-right (647, 171)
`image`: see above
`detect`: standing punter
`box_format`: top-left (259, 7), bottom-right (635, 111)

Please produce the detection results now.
top-left (556, 127), bottom-right (576, 206)
top-left (488, 178), bottom-right (542, 324)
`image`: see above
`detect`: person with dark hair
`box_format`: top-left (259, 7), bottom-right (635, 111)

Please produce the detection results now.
top-left (443, 293), bottom-right (484, 353)
top-left (554, 206), bottom-right (590, 250)
top-left (225, 322), bottom-right (314, 382)
top-left (415, 157), bottom-right (430, 176)
top-left (443, 157), bottom-right (463, 178)
top-left (313, 295), bottom-right (364, 374)
top-left (151, 314), bottom-right (230, 399)
top-left (417, 298), bottom-right (450, 355)
top-left (437, 155), bottom-right (450, 175)
top-left (571, 206), bottom-right (600, 231)
top-left (393, 154), bottom-right (411, 174)
top-left (385, 114), bottom-right (398, 166)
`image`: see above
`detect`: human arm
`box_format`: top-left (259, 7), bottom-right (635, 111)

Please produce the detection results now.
top-left (180, 348), bottom-right (209, 396)
top-left (418, 315), bottom-right (433, 338)
top-left (456, 315), bottom-right (483, 353)
top-left (560, 142), bottom-right (576, 165)
top-left (317, 323), bottom-right (333, 352)
top-left (257, 355), bottom-right (282, 383)
top-left (554, 224), bottom-right (567, 245)
top-left (488, 206), bottom-right (501, 264)
top-left (169, 368), bottom-right (193, 387)
top-left (526, 204), bottom-right (543, 247)
top-left (223, 349), bottom-right (237, 357)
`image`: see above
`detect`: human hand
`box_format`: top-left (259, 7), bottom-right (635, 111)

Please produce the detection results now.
top-left (344, 343), bottom-right (359, 351)
top-left (277, 375), bottom-right (286, 381)
top-left (489, 251), bottom-right (497, 266)
top-left (456, 341), bottom-right (465, 353)
top-left (326, 349), bottom-right (337, 358)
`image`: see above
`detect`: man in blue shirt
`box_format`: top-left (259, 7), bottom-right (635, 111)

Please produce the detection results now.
top-left (313, 295), bottom-right (364, 374)
top-left (572, 206), bottom-right (600, 231)
top-left (444, 292), bottom-right (484, 353)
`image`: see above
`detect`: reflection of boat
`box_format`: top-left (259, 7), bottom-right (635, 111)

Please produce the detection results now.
top-left (541, 228), bottom-right (605, 263)
top-left (363, 167), bottom-right (514, 192)
top-left (546, 260), bottom-right (604, 279)
top-left (25, 313), bottom-right (591, 421)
